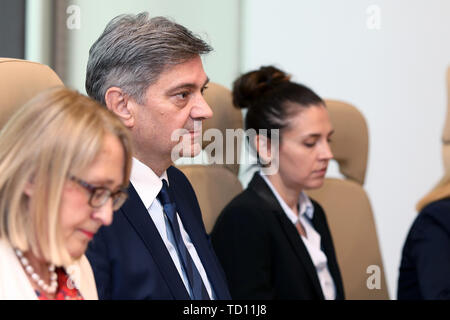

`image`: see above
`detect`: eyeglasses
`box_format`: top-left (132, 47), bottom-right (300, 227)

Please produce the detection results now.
top-left (69, 175), bottom-right (128, 211)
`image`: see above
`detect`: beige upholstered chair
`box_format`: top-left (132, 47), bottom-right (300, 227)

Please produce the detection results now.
top-left (442, 67), bottom-right (450, 173)
top-left (306, 99), bottom-right (389, 299)
top-left (0, 58), bottom-right (64, 128)
top-left (177, 83), bottom-right (244, 233)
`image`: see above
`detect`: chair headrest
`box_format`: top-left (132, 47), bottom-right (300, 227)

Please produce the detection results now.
top-left (441, 66), bottom-right (450, 172)
top-left (0, 58), bottom-right (64, 129)
top-left (442, 67), bottom-right (450, 143)
top-left (326, 99), bottom-right (369, 185)
top-left (442, 67), bottom-right (450, 141)
top-left (202, 82), bottom-right (243, 176)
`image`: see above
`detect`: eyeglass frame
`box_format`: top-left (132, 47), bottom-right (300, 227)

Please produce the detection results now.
top-left (69, 175), bottom-right (128, 211)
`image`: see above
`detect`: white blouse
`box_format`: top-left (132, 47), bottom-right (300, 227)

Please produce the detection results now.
top-left (0, 239), bottom-right (98, 300)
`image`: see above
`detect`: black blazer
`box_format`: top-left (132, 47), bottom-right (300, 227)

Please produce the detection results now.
top-left (398, 197), bottom-right (450, 300)
top-left (211, 173), bottom-right (345, 300)
top-left (86, 166), bottom-right (231, 300)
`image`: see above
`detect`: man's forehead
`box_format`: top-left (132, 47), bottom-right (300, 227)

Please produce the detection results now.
top-left (152, 59), bottom-right (208, 90)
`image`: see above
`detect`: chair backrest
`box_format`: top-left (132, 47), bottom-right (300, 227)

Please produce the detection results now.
top-left (306, 99), bottom-right (390, 299)
top-left (0, 58), bottom-right (64, 128)
top-left (177, 83), bottom-right (244, 233)
top-left (442, 67), bottom-right (450, 172)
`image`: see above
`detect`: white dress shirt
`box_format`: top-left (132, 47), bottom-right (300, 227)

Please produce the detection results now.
top-left (130, 157), bottom-right (215, 299)
top-left (260, 173), bottom-right (336, 300)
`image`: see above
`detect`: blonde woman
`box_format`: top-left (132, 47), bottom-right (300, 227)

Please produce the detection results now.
top-left (0, 88), bottom-right (132, 300)
top-left (398, 175), bottom-right (450, 299)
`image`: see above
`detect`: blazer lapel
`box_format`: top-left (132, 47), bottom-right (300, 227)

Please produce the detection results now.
top-left (311, 209), bottom-right (344, 299)
top-left (120, 183), bottom-right (190, 299)
top-left (168, 169), bottom-right (228, 299)
top-left (249, 173), bottom-right (325, 299)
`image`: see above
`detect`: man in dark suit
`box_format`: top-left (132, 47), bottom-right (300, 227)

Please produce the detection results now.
top-left (84, 12), bottom-right (230, 300)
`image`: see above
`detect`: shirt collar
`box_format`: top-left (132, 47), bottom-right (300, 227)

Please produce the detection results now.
top-left (259, 172), bottom-right (314, 224)
top-left (299, 191), bottom-right (314, 220)
top-left (130, 157), bottom-right (168, 210)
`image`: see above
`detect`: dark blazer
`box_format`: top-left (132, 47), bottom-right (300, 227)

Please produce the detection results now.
top-left (86, 166), bottom-right (231, 300)
top-left (211, 173), bottom-right (345, 300)
top-left (398, 197), bottom-right (450, 300)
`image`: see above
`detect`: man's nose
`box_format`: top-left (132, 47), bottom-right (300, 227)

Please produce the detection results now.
top-left (191, 94), bottom-right (213, 120)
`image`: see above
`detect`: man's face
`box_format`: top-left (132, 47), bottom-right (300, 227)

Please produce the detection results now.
top-left (129, 56), bottom-right (212, 169)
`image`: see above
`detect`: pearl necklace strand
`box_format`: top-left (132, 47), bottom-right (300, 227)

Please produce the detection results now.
top-left (15, 248), bottom-right (58, 295)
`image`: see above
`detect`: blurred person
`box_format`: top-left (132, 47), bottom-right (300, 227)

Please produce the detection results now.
top-left (398, 175), bottom-right (450, 299)
top-left (211, 66), bottom-right (345, 300)
top-left (85, 12), bottom-right (230, 300)
top-left (0, 88), bottom-right (132, 300)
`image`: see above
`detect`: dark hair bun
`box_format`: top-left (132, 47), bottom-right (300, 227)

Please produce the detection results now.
top-left (232, 66), bottom-right (291, 109)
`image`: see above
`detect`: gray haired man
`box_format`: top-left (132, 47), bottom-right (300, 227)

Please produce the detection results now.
top-left (85, 12), bottom-right (231, 300)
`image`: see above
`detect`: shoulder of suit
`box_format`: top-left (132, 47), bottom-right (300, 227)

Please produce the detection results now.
top-left (417, 197), bottom-right (450, 231)
top-left (220, 187), bottom-right (278, 223)
top-left (167, 166), bottom-right (193, 187)
top-left (214, 192), bottom-right (274, 238)
top-left (421, 197), bottom-right (450, 215)
top-left (167, 165), bottom-right (186, 179)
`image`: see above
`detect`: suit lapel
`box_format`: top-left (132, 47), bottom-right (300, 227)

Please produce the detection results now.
top-left (120, 183), bottom-right (190, 299)
top-left (249, 173), bottom-right (325, 299)
top-left (311, 209), bottom-right (344, 299)
top-left (168, 168), bottom-right (227, 299)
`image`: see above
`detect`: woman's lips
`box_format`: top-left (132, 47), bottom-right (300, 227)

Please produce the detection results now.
top-left (79, 229), bottom-right (95, 239)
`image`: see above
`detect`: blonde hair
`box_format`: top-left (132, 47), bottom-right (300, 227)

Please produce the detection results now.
top-left (0, 88), bottom-right (132, 266)
top-left (416, 173), bottom-right (450, 212)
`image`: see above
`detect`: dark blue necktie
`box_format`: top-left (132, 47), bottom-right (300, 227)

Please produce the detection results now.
top-left (157, 179), bottom-right (210, 300)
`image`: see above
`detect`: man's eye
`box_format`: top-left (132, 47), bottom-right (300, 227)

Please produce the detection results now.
top-left (176, 92), bottom-right (189, 99)
top-left (201, 86), bottom-right (209, 95)
top-left (304, 143), bottom-right (316, 148)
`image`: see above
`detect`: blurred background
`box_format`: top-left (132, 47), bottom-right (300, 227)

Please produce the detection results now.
top-left (1, 0), bottom-right (450, 299)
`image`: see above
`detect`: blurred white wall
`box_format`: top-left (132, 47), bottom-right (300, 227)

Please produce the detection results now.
top-left (25, 0), bottom-right (52, 65)
top-left (241, 0), bottom-right (450, 298)
top-left (26, 0), bottom-right (240, 92)
top-left (71, 0), bottom-right (239, 91)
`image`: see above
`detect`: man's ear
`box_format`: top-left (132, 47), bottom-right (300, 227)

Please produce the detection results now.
top-left (104, 87), bottom-right (135, 128)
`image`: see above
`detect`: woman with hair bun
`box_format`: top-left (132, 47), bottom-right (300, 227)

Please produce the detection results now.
top-left (211, 66), bottom-right (345, 300)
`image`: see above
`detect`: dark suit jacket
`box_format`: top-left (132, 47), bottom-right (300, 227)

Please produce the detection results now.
top-left (398, 197), bottom-right (450, 300)
top-left (86, 166), bottom-right (231, 300)
top-left (211, 173), bottom-right (345, 300)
